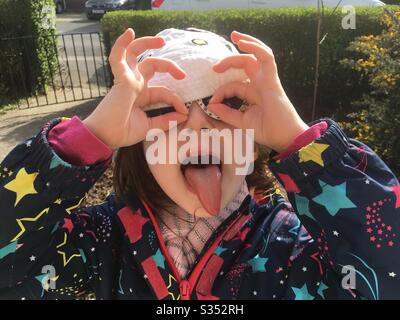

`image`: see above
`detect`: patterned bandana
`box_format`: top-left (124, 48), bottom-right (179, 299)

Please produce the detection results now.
top-left (155, 181), bottom-right (249, 278)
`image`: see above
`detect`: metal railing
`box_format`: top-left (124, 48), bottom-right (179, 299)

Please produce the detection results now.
top-left (0, 32), bottom-right (111, 109)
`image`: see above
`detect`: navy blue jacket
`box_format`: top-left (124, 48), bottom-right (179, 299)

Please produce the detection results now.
top-left (0, 117), bottom-right (399, 300)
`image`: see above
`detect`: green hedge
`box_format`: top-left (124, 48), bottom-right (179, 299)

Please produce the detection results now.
top-left (0, 0), bottom-right (57, 102)
top-left (101, 6), bottom-right (399, 121)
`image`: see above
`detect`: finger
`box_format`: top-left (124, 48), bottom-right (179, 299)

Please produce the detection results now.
top-left (146, 86), bottom-right (188, 114)
top-left (212, 54), bottom-right (258, 79)
top-left (236, 40), bottom-right (275, 66)
top-left (209, 81), bottom-right (250, 104)
top-left (207, 103), bottom-right (244, 129)
top-left (231, 30), bottom-right (267, 48)
top-left (109, 28), bottom-right (135, 75)
top-left (148, 112), bottom-right (188, 132)
top-left (138, 57), bottom-right (186, 82)
top-left (125, 36), bottom-right (165, 70)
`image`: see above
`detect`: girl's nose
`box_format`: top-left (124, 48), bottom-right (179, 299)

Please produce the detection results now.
top-left (182, 101), bottom-right (214, 132)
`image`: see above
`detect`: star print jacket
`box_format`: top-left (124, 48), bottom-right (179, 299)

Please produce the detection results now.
top-left (0, 117), bottom-right (399, 300)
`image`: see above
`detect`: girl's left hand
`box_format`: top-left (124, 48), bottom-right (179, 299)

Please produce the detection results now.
top-left (208, 31), bottom-right (309, 153)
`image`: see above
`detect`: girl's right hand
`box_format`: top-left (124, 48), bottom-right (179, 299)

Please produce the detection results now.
top-left (83, 28), bottom-right (188, 150)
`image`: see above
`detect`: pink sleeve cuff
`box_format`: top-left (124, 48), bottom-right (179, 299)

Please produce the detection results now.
top-left (273, 121), bottom-right (328, 161)
top-left (48, 116), bottom-right (113, 166)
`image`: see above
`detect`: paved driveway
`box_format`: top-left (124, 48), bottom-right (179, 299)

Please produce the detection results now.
top-left (0, 98), bottom-right (102, 161)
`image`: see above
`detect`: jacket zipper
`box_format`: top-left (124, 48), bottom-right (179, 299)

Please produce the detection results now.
top-left (179, 280), bottom-right (191, 300)
top-left (142, 200), bottom-right (247, 300)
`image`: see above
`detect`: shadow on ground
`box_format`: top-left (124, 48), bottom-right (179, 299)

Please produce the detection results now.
top-left (0, 98), bottom-right (102, 160)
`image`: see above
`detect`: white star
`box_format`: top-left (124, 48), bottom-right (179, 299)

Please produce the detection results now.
top-left (253, 290), bottom-right (257, 296)
top-left (276, 236), bottom-right (282, 241)
top-left (129, 288), bottom-right (133, 293)
top-left (21, 297), bottom-right (26, 300)
top-left (29, 255), bottom-right (36, 262)
top-left (365, 179), bottom-right (370, 184)
top-left (220, 271), bottom-right (224, 276)
top-left (232, 250), bottom-right (236, 254)
top-left (79, 233), bottom-right (84, 238)
top-left (133, 250), bottom-right (137, 256)
top-left (25, 140), bottom-right (32, 147)
top-left (303, 172), bottom-right (308, 176)
top-left (144, 274), bottom-right (148, 279)
top-left (333, 230), bottom-right (339, 236)
top-left (272, 294), bottom-right (276, 299)
top-left (389, 272), bottom-right (396, 278)
top-left (91, 247), bottom-right (95, 252)
top-left (280, 280), bottom-right (284, 285)
top-left (302, 266), bottom-right (307, 272)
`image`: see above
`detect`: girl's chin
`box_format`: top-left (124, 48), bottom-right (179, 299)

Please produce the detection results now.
top-left (194, 207), bottom-right (216, 218)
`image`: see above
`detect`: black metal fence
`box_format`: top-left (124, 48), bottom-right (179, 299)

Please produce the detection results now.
top-left (0, 32), bottom-right (111, 109)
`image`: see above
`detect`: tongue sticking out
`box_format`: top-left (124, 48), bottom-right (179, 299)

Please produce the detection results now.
top-left (184, 164), bottom-right (222, 216)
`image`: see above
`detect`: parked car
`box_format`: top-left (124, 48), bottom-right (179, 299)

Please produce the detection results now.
top-left (151, 0), bottom-right (385, 10)
top-left (54, 0), bottom-right (66, 14)
top-left (85, 0), bottom-right (147, 19)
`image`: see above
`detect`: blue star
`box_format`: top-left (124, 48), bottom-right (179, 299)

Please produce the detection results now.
top-left (0, 241), bottom-right (18, 260)
top-left (295, 194), bottom-right (316, 221)
top-left (153, 249), bottom-right (166, 269)
top-left (313, 180), bottom-right (357, 216)
top-left (248, 254), bottom-right (268, 273)
top-left (289, 218), bottom-right (301, 236)
top-left (49, 154), bottom-right (71, 170)
top-left (214, 245), bottom-right (227, 256)
top-left (317, 281), bottom-right (328, 299)
top-left (292, 284), bottom-right (315, 300)
top-left (35, 273), bottom-right (49, 297)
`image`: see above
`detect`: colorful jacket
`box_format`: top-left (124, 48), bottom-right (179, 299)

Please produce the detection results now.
top-left (0, 117), bottom-right (399, 300)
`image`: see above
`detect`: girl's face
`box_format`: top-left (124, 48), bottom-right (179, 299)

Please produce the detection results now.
top-left (143, 101), bottom-right (256, 218)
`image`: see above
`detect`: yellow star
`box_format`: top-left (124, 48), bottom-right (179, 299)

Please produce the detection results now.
top-left (299, 142), bottom-right (329, 167)
top-left (56, 232), bottom-right (81, 266)
top-left (65, 195), bottom-right (86, 215)
top-left (4, 168), bottom-right (39, 206)
top-left (11, 207), bottom-right (50, 242)
top-left (166, 274), bottom-right (179, 300)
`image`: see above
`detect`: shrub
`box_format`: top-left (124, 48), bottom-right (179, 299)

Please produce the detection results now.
top-left (340, 8), bottom-right (400, 175)
top-left (101, 7), bottom-right (398, 121)
top-left (0, 0), bottom-right (58, 103)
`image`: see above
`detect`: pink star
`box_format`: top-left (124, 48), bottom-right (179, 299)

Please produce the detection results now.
top-left (366, 206), bottom-right (372, 212)
top-left (387, 225), bottom-right (392, 231)
top-left (366, 228), bottom-right (373, 233)
top-left (378, 200), bottom-right (383, 206)
top-left (118, 207), bottom-right (149, 244)
top-left (390, 185), bottom-right (400, 209)
top-left (62, 218), bottom-right (74, 233)
top-left (388, 241), bottom-right (394, 247)
top-left (277, 173), bottom-right (300, 193)
top-left (378, 229), bottom-right (383, 235)
top-left (366, 214), bottom-right (371, 219)
top-left (370, 236), bottom-right (376, 242)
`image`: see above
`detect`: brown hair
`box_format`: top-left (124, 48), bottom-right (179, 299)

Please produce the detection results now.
top-left (113, 142), bottom-right (279, 212)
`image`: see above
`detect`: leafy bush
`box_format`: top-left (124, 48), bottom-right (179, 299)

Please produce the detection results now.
top-left (101, 7), bottom-right (399, 121)
top-left (0, 0), bottom-right (57, 103)
top-left (340, 8), bottom-right (400, 175)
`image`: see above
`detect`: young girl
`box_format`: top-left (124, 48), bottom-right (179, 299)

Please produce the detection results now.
top-left (0, 27), bottom-right (399, 300)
